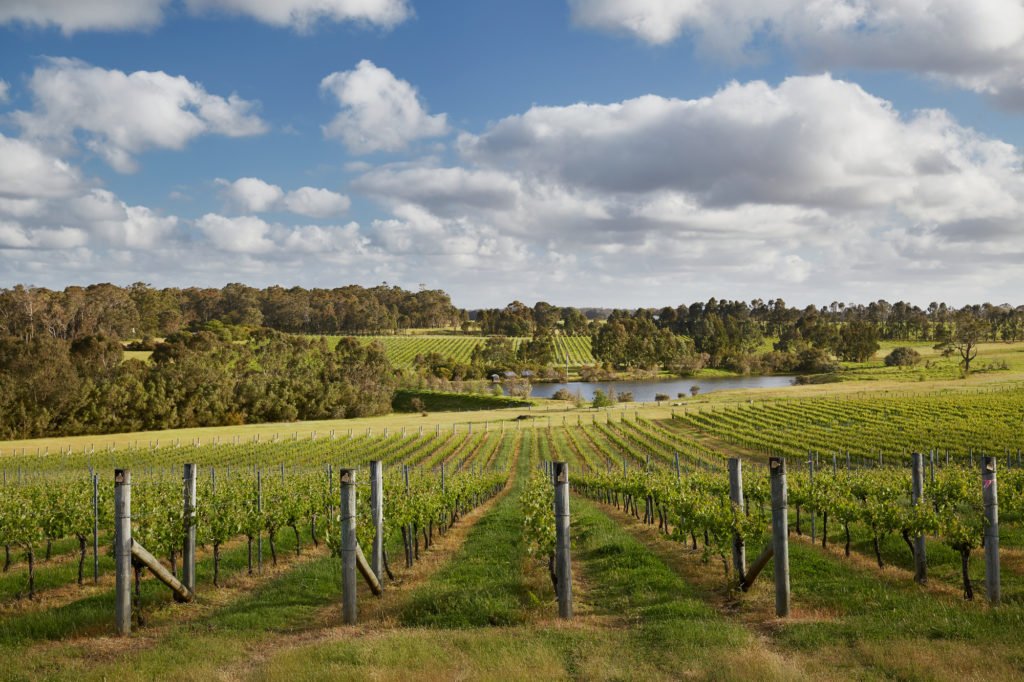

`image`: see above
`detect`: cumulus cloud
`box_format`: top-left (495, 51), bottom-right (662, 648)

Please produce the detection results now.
top-left (71, 189), bottom-right (178, 249)
top-left (195, 212), bottom-right (368, 256)
top-left (195, 213), bottom-right (276, 254)
top-left (281, 186), bottom-right (351, 217)
top-left (217, 177), bottom-right (285, 213)
top-left (0, 133), bottom-right (82, 199)
top-left (184, 0), bottom-right (410, 31)
top-left (321, 60), bottom-right (449, 154)
top-left (459, 75), bottom-right (1022, 220)
top-left (216, 177), bottom-right (350, 217)
top-left (0, 0), bottom-right (409, 33)
top-left (341, 74), bottom-right (1024, 304)
top-left (0, 0), bottom-right (167, 33)
top-left (14, 58), bottom-right (267, 173)
top-left (568, 0), bottom-right (1024, 110)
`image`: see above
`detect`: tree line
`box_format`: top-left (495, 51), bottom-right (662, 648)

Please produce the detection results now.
top-left (0, 282), bottom-right (464, 341)
top-left (0, 326), bottom-right (395, 440)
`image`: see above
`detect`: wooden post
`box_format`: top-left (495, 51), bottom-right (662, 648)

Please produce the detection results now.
top-left (441, 461), bottom-right (446, 494)
top-left (728, 458), bottom-right (746, 582)
top-left (911, 453), bottom-right (927, 584)
top-left (340, 468), bottom-right (357, 624)
top-left (183, 463), bottom-right (197, 595)
top-left (674, 452), bottom-right (681, 482)
top-left (770, 457), bottom-right (790, 617)
top-left (982, 457), bottom-right (1000, 605)
top-left (370, 460), bottom-right (384, 588)
top-left (552, 461), bottom-right (572, 619)
top-left (92, 473), bottom-right (99, 585)
top-left (131, 542), bottom-right (193, 602)
top-left (114, 469), bottom-right (131, 635)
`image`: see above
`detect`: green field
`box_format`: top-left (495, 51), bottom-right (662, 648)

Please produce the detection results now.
top-left (3, 381), bottom-right (1024, 679)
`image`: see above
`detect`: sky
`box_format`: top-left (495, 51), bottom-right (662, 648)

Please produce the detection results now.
top-left (1, 0), bottom-right (1023, 309)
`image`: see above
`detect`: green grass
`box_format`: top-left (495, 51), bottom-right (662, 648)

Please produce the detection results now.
top-left (392, 389), bottom-right (532, 413)
top-left (399, 449), bottom-right (534, 627)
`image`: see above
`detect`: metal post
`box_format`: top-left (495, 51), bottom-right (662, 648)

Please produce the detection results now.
top-left (370, 460), bottom-right (384, 588)
top-left (182, 463), bottom-right (197, 595)
top-left (92, 473), bottom-right (99, 584)
top-left (340, 468), bottom-right (357, 624)
top-left (770, 457), bottom-right (790, 618)
top-left (440, 461), bottom-right (446, 494)
top-left (982, 457), bottom-right (1000, 605)
top-left (114, 469), bottom-right (131, 635)
top-left (257, 469), bottom-right (263, 575)
top-left (808, 457), bottom-right (816, 543)
top-left (728, 458), bottom-right (746, 582)
top-left (552, 461), bottom-right (572, 619)
top-left (911, 453), bottom-right (927, 584)
top-left (674, 452), bottom-right (681, 482)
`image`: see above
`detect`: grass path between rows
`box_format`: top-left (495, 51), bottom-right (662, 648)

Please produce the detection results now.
top-left (250, 470), bottom-right (819, 681)
top-left (594, 497), bottom-right (1024, 680)
top-left (0, 469), bottom-right (512, 681)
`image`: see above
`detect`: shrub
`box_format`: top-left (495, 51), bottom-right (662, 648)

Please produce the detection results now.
top-left (592, 389), bottom-right (614, 408)
top-left (884, 346), bottom-right (922, 367)
top-left (552, 388), bottom-right (575, 401)
top-left (618, 392), bottom-right (633, 403)
top-left (655, 393), bottom-right (670, 402)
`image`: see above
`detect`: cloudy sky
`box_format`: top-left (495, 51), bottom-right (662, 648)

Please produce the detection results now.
top-left (1, 0), bottom-right (1023, 308)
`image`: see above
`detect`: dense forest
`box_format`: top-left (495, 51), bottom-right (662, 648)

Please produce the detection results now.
top-left (0, 282), bottom-right (463, 340)
top-left (0, 326), bottom-right (394, 440)
top-left (0, 281), bottom-right (1021, 440)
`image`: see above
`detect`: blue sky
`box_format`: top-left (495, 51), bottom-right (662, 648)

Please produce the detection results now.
top-left (1, 1), bottom-right (1023, 308)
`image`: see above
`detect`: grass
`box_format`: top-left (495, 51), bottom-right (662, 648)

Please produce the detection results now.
top-left (392, 389), bottom-right (532, 413)
top-left (398, 446), bottom-right (534, 627)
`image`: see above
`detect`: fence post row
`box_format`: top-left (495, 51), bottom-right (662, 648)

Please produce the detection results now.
top-left (770, 457), bottom-right (791, 618)
top-left (340, 468), bottom-right (358, 624)
top-left (910, 453), bottom-right (927, 584)
top-left (114, 469), bottom-right (132, 636)
top-left (982, 457), bottom-right (1000, 605)
top-left (552, 461), bottom-right (573, 619)
top-left (370, 460), bottom-right (384, 589)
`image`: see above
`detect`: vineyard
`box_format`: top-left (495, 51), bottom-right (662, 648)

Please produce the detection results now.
top-left (329, 334), bottom-right (595, 368)
top-left (3, 386), bottom-right (1024, 678)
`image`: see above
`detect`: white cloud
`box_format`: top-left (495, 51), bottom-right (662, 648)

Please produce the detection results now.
top-left (0, 80), bottom-right (9, 103)
top-left (282, 186), bottom-right (351, 217)
top-left (196, 213), bottom-right (276, 254)
top-left (568, 0), bottom-right (1024, 109)
top-left (342, 75), bottom-right (1024, 304)
top-left (14, 58), bottom-right (267, 173)
top-left (0, 0), bottom-right (167, 33)
top-left (217, 177), bottom-right (285, 212)
top-left (217, 177), bottom-right (350, 217)
top-left (185, 0), bottom-right (410, 31)
top-left (321, 60), bottom-right (448, 154)
top-left (71, 189), bottom-right (178, 249)
top-left (459, 75), bottom-right (1022, 220)
top-left (0, 133), bottom-right (82, 199)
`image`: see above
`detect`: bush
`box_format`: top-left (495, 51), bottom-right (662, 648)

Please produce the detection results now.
top-left (592, 389), bottom-right (614, 408)
top-left (551, 388), bottom-right (575, 401)
top-left (655, 393), bottom-right (670, 402)
top-left (618, 392), bottom-right (633, 403)
top-left (794, 347), bottom-right (840, 373)
top-left (884, 346), bottom-right (922, 367)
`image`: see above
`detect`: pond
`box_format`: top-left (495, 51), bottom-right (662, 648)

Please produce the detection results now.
top-left (525, 374), bottom-right (796, 402)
